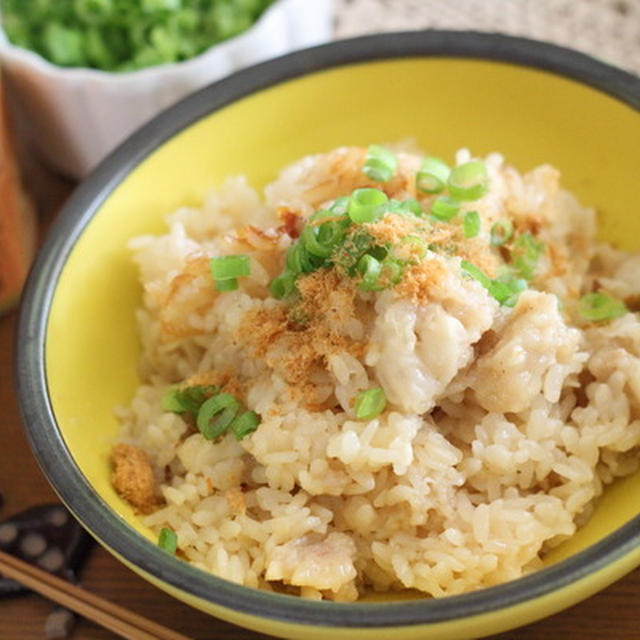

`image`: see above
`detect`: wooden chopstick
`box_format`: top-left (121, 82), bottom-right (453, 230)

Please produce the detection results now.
top-left (0, 549), bottom-right (191, 640)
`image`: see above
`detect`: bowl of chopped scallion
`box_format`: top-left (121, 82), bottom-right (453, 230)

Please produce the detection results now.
top-left (0, 0), bottom-right (331, 178)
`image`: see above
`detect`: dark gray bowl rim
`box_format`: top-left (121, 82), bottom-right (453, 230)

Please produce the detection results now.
top-left (16, 30), bottom-right (640, 630)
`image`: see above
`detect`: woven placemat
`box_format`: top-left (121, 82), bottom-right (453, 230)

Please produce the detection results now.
top-left (334, 0), bottom-right (640, 77)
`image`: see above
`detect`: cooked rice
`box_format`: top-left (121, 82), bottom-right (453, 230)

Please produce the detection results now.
top-left (114, 145), bottom-right (640, 601)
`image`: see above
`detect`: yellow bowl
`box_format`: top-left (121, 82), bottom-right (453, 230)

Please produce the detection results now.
top-left (17, 31), bottom-right (640, 639)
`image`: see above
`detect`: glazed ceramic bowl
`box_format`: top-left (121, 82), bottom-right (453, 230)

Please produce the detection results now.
top-left (0, 0), bottom-right (331, 178)
top-left (16, 31), bottom-right (640, 640)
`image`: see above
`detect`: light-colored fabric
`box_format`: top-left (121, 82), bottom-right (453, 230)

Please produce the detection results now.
top-left (334, 0), bottom-right (640, 77)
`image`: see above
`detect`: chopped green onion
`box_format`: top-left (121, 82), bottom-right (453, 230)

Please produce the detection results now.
top-left (390, 198), bottom-right (424, 217)
top-left (489, 273), bottom-right (527, 307)
top-left (381, 257), bottom-right (404, 287)
top-left (158, 528), bottom-right (177, 554)
top-left (447, 161), bottom-right (490, 201)
top-left (300, 224), bottom-right (334, 258)
top-left (269, 270), bottom-right (297, 300)
top-left (416, 157), bottom-right (450, 194)
top-left (196, 393), bottom-right (240, 440)
top-left (462, 261), bottom-right (528, 306)
top-left (578, 292), bottom-right (628, 322)
top-left (356, 254), bottom-right (383, 291)
top-left (161, 386), bottom-right (185, 413)
top-left (229, 410), bottom-right (261, 440)
top-left (354, 388), bottom-right (387, 421)
top-left (1, 0), bottom-right (278, 72)
top-left (330, 197), bottom-right (350, 215)
top-left (215, 278), bottom-right (238, 292)
top-left (460, 259), bottom-right (493, 289)
top-left (210, 255), bottom-right (251, 280)
top-left (363, 144), bottom-right (398, 183)
top-left (161, 385), bottom-right (217, 414)
top-left (285, 241), bottom-right (324, 274)
top-left (511, 232), bottom-right (545, 280)
top-left (463, 211), bottom-right (481, 238)
top-left (490, 220), bottom-right (513, 246)
top-left (348, 188), bottom-right (389, 224)
top-left (431, 196), bottom-right (460, 222)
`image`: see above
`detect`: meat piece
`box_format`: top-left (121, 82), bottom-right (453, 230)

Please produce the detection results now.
top-left (366, 268), bottom-right (498, 414)
top-left (265, 532), bottom-right (357, 594)
top-left (111, 444), bottom-right (158, 513)
top-left (470, 291), bottom-right (582, 413)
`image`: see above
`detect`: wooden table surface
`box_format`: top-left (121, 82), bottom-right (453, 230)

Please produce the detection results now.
top-left (2, 166), bottom-right (640, 640)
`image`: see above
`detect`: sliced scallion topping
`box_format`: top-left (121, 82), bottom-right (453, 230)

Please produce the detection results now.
top-left (416, 157), bottom-right (450, 194)
top-left (462, 260), bottom-right (528, 306)
top-left (511, 232), bottom-right (545, 280)
top-left (363, 144), bottom-right (398, 183)
top-left (463, 210), bottom-right (480, 238)
top-left (489, 273), bottom-right (527, 307)
top-left (158, 528), bottom-right (177, 555)
top-left (196, 393), bottom-right (240, 440)
top-left (269, 270), bottom-right (297, 300)
top-left (431, 196), bottom-right (460, 222)
top-left (210, 255), bottom-right (251, 280)
top-left (348, 188), bottom-right (389, 224)
top-left (161, 385), bottom-right (218, 415)
top-left (229, 410), bottom-right (261, 440)
top-left (300, 224), bottom-right (334, 258)
top-left (460, 259), bottom-right (493, 289)
top-left (356, 254), bottom-right (383, 291)
top-left (354, 388), bottom-right (387, 421)
top-left (330, 196), bottom-right (350, 215)
top-left (447, 161), bottom-right (489, 201)
top-left (578, 292), bottom-right (628, 322)
top-left (214, 278), bottom-right (238, 292)
top-left (490, 220), bottom-right (513, 246)
top-left (381, 257), bottom-right (404, 287)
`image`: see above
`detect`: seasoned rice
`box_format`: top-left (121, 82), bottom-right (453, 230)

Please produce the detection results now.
top-left (113, 145), bottom-right (640, 601)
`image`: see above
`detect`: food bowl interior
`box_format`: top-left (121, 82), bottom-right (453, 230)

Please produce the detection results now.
top-left (39, 53), bottom-right (640, 633)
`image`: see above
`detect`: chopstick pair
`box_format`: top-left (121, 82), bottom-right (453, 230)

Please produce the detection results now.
top-left (0, 549), bottom-right (190, 640)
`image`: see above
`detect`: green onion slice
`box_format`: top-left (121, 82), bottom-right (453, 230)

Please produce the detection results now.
top-left (381, 257), bottom-right (404, 287)
top-left (462, 261), bottom-right (528, 306)
top-left (356, 254), bottom-right (383, 291)
top-left (447, 161), bottom-right (490, 201)
top-left (490, 220), bottom-right (513, 246)
top-left (460, 259), bottom-right (493, 289)
top-left (463, 210), bottom-right (481, 238)
top-left (330, 197), bottom-right (350, 215)
top-left (431, 196), bottom-right (460, 222)
top-left (389, 198), bottom-right (424, 217)
top-left (161, 385), bottom-right (218, 415)
top-left (363, 144), bottom-right (398, 183)
top-left (489, 273), bottom-right (527, 307)
top-left (215, 278), bottom-right (238, 292)
top-left (510, 232), bottom-right (545, 280)
top-left (578, 292), bottom-right (628, 322)
top-left (300, 224), bottom-right (334, 258)
top-left (196, 393), bottom-right (240, 440)
top-left (416, 157), bottom-right (450, 194)
top-left (348, 188), bottom-right (389, 224)
top-left (229, 410), bottom-right (261, 440)
top-left (354, 388), bottom-right (387, 420)
top-left (270, 270), bottom-right (297, 300)
top-left (210, 255), bottom-right (251, 280)
top-left (158, 528), bottom-right (177, 554)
